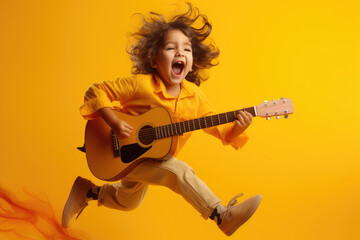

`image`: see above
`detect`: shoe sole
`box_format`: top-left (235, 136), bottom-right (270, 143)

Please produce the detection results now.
top-left (225, 194), bottom-right (262, 236)
top-left (62, 176), bottom-right (83, 228)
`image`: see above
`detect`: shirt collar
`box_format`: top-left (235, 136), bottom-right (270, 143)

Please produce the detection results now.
top-left (153, 74), bottom-right (195, 99)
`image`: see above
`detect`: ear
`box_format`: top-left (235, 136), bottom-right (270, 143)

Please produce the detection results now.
top-left (150, 59), bottom-right (158, 68)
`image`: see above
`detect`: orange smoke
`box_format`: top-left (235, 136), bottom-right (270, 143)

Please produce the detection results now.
top-left (0, 186), bottom-right (86, 240)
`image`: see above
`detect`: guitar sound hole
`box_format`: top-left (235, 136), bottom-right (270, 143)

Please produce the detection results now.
top-left (138, 125), bottom-right (156, 145)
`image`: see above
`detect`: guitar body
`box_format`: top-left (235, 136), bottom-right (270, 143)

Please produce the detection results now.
top-left (85, 107), bottom-right (177, 181)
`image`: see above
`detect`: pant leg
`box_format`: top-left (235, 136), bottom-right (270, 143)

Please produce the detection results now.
top-left (98, 157), bottom-right (221, 219)
top-left (98, 179), bottom-right (148, 211)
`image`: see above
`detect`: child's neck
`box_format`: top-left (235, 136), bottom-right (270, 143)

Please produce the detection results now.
top-left (165, 84), bottom-right (181, 98)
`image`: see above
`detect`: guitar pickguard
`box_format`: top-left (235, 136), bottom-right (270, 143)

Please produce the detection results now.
top-left (120, 143), bottom-right (152, 163)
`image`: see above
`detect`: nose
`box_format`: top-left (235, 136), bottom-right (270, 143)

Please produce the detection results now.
top-left (175, 51), bottom-right (184, 57)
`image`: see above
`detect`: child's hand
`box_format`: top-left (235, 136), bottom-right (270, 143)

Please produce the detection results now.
top-left (111, 119), bottom-right (133, 139)
top-left (229, 110), bottom-right (253, 139)
top-left (98, 107), bottom-right (133, 139)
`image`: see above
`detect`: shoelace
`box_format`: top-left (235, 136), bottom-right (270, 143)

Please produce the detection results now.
top-left (75, 203), bottom-right (89, 220)
top-left (225, 193), bottom-right (244, 221)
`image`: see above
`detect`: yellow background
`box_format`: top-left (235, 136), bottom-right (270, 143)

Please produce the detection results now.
top-left (1, 0), bottom-right (359, 239)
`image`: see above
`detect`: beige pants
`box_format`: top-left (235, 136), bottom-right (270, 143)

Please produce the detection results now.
top-left (97, 157), bottom-right (221, 219)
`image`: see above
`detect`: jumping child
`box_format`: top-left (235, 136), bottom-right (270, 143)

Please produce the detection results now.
top-left (62, 3), bottom-right (262, 236)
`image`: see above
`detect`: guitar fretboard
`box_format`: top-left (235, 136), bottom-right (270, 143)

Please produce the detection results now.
top-left (153, 107), bottom-right (256, 139)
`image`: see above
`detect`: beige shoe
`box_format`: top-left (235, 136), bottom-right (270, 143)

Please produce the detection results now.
top-left (62, 176), bottom-right (96, 228)
top-left (218, 194), bottom-right (262, 236)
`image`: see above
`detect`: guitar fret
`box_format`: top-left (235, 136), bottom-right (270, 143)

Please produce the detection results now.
top-left (204, 117), bottom-right (208, 128)
top-left (211, 115), bottom-right (214, 126)
top-left (217, 114), bottom-right (221, 124)
top-left (194, 118), bottom-right (199, 130)
top-left (187, 120), bottom-right (190, 132)
top-left (225, 112), bottom-right (228, 122)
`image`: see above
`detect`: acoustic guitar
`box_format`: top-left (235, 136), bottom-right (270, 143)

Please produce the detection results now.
top-left (83, 98), bottom-right (294, 181)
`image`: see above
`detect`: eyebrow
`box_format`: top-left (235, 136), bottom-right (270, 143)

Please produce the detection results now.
top-left (164, 41), bottom-right (192, 46)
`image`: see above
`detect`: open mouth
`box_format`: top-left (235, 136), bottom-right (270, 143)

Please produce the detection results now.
top-left (172, 61), bottom-right (184, 76)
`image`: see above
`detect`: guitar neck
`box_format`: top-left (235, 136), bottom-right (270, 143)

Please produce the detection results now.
top-left (154, 106), bottom-right (256, 139)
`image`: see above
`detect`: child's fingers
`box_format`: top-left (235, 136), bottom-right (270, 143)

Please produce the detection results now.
top-left (118, 130), bottom-right (131, 139)
top-left (125, 125), bottom-right (133, 130)
top-left (239, 111), bottom-right (252, 124)
top-left (122, 121), bottom-right (133, 130)
top-left (236, 112), bottom-right (246, 123)
top-left (236, 113), bottom-right (246, 126)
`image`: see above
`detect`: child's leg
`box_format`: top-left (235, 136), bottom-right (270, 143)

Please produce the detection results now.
top-left (98, 180), bottom-right (148, 211)
top-left (106, 156), bottom-right (262, 236)
top-left (62, 177), bottom-right (148, 227)
top-left (101, 156), bottom-right (221, 219)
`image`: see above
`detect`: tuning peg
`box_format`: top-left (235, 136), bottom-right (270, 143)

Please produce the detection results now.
top-left (284, 115), bottom-right (289, 119)
top-left (264, 100), bottom-right (268, 107)
top-left (276, 116), bottom-right (280, 120)
top-left (266, 117), bottom-right (271, 120)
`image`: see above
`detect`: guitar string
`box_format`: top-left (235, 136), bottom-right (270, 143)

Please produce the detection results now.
top-left (136, 114), bottom-right (238, 133)
top-left (136, 114), bottom-right (238, 141)
top-left (115, 108), bottom-right (262, 143)
top-left (117, 109), bottom-right (254, 140)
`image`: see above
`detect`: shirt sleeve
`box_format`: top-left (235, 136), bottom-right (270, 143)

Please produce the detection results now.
top-left (79, 76), bottom-right (138, 120)
top-left (196, 88), bottom-right (248, 150)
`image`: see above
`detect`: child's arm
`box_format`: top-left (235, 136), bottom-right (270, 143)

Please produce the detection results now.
top-left (97, 107), bottom-right (133, 139)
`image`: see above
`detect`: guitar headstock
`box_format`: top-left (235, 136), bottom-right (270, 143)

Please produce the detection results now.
top-left (255, 98), bottom-right (294, 120)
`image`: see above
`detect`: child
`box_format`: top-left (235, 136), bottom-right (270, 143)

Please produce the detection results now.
top-left (62, 3), bottom-right (261, 236)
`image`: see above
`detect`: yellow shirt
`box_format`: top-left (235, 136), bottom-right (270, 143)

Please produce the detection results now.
top-left (80, 74), bottom-right (248, 156)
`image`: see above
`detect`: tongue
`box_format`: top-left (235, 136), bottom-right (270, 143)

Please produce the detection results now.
top-left (172, 64), bottom-right (182, 75)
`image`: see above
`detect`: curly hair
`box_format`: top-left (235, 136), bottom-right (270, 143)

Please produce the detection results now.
top-left (129, 3), bottom-right (219, 86)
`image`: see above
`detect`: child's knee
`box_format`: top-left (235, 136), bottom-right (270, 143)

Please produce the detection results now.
top-left (174, 161), bottom-right (196, 182)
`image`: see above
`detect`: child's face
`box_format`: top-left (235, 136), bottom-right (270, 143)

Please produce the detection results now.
top-left (153, 29), bottom-right (193, 88)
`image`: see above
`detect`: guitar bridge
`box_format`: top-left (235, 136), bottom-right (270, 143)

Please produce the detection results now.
top-left (111, 130), bottom-right (120, 157)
